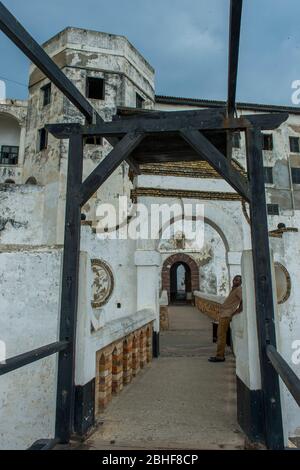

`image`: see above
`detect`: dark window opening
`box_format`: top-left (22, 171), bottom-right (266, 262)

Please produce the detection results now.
top-left (0, 145), bottom-right (19, 165)
top-left (232, 132), bottom-right (241, 148)
top-left (290, 136), bottom-right (300, 153)
top-left (291, 167), bottom-right (300, 184)
top-left (264, 167), bottom-right (274, 184)
top-left (38, 128), bottom-right (48, 151)
top-left (4, 179), bottom-right (15, 184)
top-left (86, 77), bottom-right (105, 100)
top-left (267, 204), bottom-right (279, 216)
top-left (263, 134), bottom-right (273, 151)
top-left (136, 93), bottom-right (145, 109)
top-left (84, 136), bottom-right (103, 146)
top-left (25, 177), bottom-right (37, 185)
top-left (42, 83), bottom-right (51, 106)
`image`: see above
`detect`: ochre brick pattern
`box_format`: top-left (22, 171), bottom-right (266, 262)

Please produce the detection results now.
top-left (97, 347), bottom-right (113, 411)
top-left (146, 325), bottom-right (153, 363)
top-left (112, 342), bottom-right (123, 394)
top-left (139, 329), bottom-right (147, 369)
top-left (160, 305), bottom-right (169, 330)
top-left (195, 295), bottom-right (220, 322)
top-left (132, 334), bottom-right (140, 377)
top-left (123, 336), bottom-right (133, 385)
top-left (95, 321), bottom-right (154, 415)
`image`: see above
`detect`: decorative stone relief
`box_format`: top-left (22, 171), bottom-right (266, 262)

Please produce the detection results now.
top-left (91, 259), bottom-right (114, 309)
top-left (274, 262), bottom-right (291, 304)
top-left (193, 244), bottom-right (213, 266)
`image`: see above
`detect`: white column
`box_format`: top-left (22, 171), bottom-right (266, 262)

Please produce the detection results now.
top-left (227, 251), bottom-right (242, 282)
top-left (273, 232), bottom-right (300, 443)
top-left (234, 250), bottom-right (261, 390)
top-left (18, 125), bottom-right (26, 169)
top-left (135, 250), bottom-right (161, 331)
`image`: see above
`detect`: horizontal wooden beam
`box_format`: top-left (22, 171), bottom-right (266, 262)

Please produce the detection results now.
top-left (180, 128), bottom-right (251, 202)
top-left (46, 111), bottom-right (288, 140)
top-left (267, 345), bottom-right (300, 407)
top-left (0, 341), bottom-right (69, 376)
top-left (79, 131), bottom-right (145, 206)
top-left (0, 1), bottom-right (98, 124)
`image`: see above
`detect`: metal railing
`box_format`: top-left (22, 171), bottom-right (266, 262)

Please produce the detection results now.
top-left (267, 345), bottom-right (300, 407)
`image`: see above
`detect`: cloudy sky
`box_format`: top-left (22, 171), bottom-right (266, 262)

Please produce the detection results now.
top-left (1, 0), bottom-right (300, 106)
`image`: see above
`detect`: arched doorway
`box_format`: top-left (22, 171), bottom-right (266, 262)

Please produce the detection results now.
top-left (162, 254), bottom-right (199, 304)
top-left (170, 262), bottom-right (191, 303)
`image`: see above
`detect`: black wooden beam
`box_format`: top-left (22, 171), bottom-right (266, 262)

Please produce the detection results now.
top-left (46, 112), bottom-right (288, 140)
top-left (55, 133), bottom-right (83, 443)
top-left (0, 341), bottom-right (69, 376)
top-left (246, 127), bottom-right (284, 450)
top-left (228, 0), bottom-right (243, 116)
top-left (0, 2), bottom-right (98, 124)
top-left (267, 345), bottom-right (300, 407)
top-left (180, 128), bottom-right (251, 201)
top-left (79, 131), bottom-right (145, 206)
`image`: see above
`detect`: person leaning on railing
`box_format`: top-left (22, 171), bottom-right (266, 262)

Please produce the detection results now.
top-left (208, 275), bottom-right (243, 363)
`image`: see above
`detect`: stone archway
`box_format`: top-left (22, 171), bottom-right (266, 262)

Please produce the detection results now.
top-left (162, 254), bottom-right (200, 303)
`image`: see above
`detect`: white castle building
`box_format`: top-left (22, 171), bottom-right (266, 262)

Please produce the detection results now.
top-left (0, 28), bottom-right (300, 449)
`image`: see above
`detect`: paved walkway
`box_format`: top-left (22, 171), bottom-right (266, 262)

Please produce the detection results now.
top-left (82, 306), bottom-right (245, 450)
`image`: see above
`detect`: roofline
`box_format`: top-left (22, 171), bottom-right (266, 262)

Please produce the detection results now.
top-left (42, 27), bottom-right (155, 74)
top-left (155, 95), bottom-right (300, 115)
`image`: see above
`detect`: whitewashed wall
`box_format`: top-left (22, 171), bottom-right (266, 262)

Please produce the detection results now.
top-left (0, 184), bottom-right (45, 245)
top-left (0, 248), bottom-right (62, 450)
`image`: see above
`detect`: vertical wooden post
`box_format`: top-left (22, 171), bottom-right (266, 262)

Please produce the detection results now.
top-left (246, 127), bottom-right (284, 449)
top-left (55, 133), bottom-right (83, 443)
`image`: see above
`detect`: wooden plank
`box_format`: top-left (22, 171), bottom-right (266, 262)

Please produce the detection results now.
top-left (267, 345), bottom-right (300, 407)
top-left (180, 128), bottom-right (251, 201)
top-left (228, 0), bottom-right (243, 116)
top-left (46, 111), bottom-right (288, 140)
top-left (246, 127), bottom-right (284, 450)
top-left (79, 131), bottom-right (145, 206)
top-left (55, 134), bottom-right (83, 443)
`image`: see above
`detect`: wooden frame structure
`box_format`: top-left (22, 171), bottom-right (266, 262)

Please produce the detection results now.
top-left (1, 0), bottom-right (299, 450)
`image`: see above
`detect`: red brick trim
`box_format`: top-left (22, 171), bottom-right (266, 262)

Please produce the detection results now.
top-left (161, 254), bottom-right (199, 300)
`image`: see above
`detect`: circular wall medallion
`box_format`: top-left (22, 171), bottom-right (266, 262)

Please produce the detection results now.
top-left (274, 262), bottom-right (291, 304)
top-left (91, 259), bottom-right (114, 308)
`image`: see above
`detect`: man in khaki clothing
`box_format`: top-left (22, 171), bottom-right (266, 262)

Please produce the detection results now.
top-left (208, 275), bottom-right (243, 363)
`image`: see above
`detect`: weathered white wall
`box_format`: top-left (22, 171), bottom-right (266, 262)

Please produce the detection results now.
top-left (272, 232), bottom-right (300, 440)
top-left (0, 248), bottom-right (62, 450)
top-left (0, 184), bottom-right (45, 245)
top-left (76, 225), bottom-right (156, 384)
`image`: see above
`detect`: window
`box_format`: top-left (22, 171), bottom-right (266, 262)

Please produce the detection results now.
top-left (264, 167), bottom-right (273, 184)
top-left (86, 77), bottom-right (105, 100)
top-left (38, 128), bottom-right (48, 151)
top-left (0, 145), bottom-right (19, 165)
top-left (267, 204), bottom-right (279, 216)
top-left (232, 132), bottom-right (241, 148)
top-left (263, 134), bottom-right (273, 151)
top-left (290, 136), bottom-right (300, 153)
top-left (84, 136), bottom-right (103, 145)
top-left (136, 93), bottom-right (145, 109)
top-left (41, 83), bottom-right (51, 106)
top-left (291, 167), bottom-right (300, 184)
